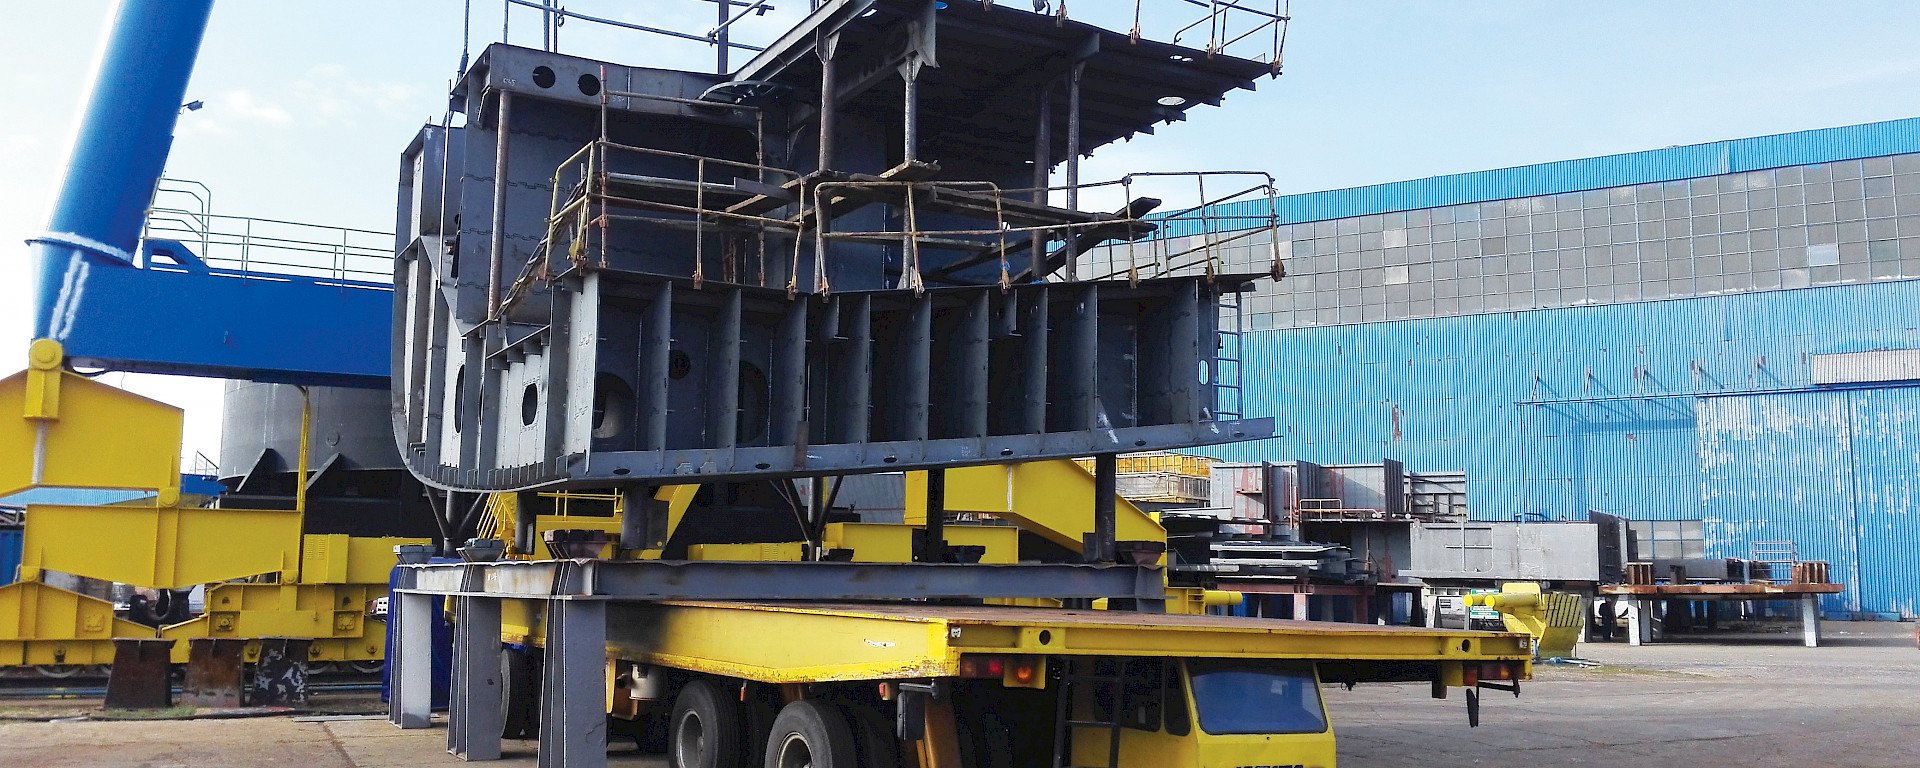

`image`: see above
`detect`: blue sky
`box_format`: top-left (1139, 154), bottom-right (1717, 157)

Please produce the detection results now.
top-left (4, 1), bottom-right (1919, 463)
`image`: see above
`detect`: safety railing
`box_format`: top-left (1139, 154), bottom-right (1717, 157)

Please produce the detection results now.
top-left (141, 179), bottom-right (394, 288)
top-left (1075, 171), bottom-right (1283, 283)
top-left (495, 0), bottom-right (777, 73)
top-left (1036, 0), bottom-right (1292, 72)
top-left (141, 210), bottom-right (394, 288)
top-left (491, 1), bottom-right (1290, 75)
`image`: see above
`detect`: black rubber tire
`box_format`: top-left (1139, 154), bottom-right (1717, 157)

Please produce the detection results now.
top-left (671, 679), bottom-right (744, 768)
top-left (837, 701), bottom-right (901, 768)
top-left (500, 646), bottom-right (541, 740)
top-left (764, 699), bottom-right (859, 768)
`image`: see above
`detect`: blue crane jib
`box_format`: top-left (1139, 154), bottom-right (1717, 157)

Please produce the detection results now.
top-left (27, 0), bottom-right (390, 388)
top-left (390, 0), bottom-right (1279, 491)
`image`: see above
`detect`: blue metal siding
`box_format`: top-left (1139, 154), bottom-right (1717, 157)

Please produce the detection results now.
top-left (1202, 279), bottom-right (1920, 617)
top-left (1181, 116), bottom-right (1920, 235)
top-left (0, 529), bottom-right (21, 587)
top-left (1697, 391), bottom-right (1860, 615)
top-left (1843, 387), bottom-right (1920, 619)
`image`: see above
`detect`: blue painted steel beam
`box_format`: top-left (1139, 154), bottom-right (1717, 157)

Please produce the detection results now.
top-left (31, 0), bottom-right (214, 338)
top-left (20, 0), bottom-right (389, 386)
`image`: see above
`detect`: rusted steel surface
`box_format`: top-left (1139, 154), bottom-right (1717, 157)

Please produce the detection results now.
top-left (103, 638), bottom-right (176, 710)
top-left (1600, 583), bottom-right (1845, 596)
top-left (179, 637), bottom-right (247, 708)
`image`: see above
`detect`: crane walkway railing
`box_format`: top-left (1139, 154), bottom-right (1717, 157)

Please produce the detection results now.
top-left (140, 180), bottom-right (394, 290)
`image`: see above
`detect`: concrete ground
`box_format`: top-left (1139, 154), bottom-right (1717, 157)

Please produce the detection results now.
top-left (1332, 621), bottom-right (1920, 767)
top-left (0, 621), bottom-right (1912, 767)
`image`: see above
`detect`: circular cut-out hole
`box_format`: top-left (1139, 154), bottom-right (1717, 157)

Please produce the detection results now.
top-left (521, 383), bottom-right (539, 426)
top-left (755, 462), bottom-right (771, 470)
top-left (532, 66), bottom-right (556, 89)
top-left (1459, 640), bottom-right (1472, 652)
top-left (613, 467), bottom-right (631, 476)
top-left (1037, 630), bottom-right (1052, 645)
top-left (883, 456), bottom-right (898, 464)
top-left (1000, 448), bottom-right (1014, 456)
top-left (1134, 439), bottom-right (1147, 446)
top-left (668, 350), bottom-right (693, 380)
top-left (577, 73), bottom-right (601, 96)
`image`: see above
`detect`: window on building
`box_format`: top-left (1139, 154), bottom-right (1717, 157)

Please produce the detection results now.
top-left (1627, 519), bottom-right (1705, 560)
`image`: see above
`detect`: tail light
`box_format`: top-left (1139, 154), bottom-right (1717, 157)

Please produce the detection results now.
top-left (956, 654), bottom-right (1046, 688)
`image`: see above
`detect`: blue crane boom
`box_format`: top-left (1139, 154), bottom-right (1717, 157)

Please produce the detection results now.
top-left (26, 0), bottom-right (390, 388)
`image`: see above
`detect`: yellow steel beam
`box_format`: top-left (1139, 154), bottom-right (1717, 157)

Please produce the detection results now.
top-left (910, 461), bottom-right (1166, 553)
top-left (605, 602), bottom-right (955, 683)
top-left (158, 534), bottom-right (425, 663)
top-left (0, 581), bottom-right (153, 666)
top-left (597, 601), bottom-right (1532, 685)
top-left (21, 502), bottom-right (302, 589)
top-left (1, 341), bottom-right (184, 501)
top-left (159, 582), bottom-right (389, 663)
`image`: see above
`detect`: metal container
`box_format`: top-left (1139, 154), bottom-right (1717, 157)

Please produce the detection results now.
top-left (219, 381), bottom-right (403, 482)
top-left (0, 528), bottom-right (21, 587)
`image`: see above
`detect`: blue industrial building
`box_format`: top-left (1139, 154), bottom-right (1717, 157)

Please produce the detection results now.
top-left (1161, 117), bottom-right (1920, 619)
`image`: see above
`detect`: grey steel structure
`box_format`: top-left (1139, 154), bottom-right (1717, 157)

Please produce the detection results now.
top-left (391, 0), bottom-right (1280, 492)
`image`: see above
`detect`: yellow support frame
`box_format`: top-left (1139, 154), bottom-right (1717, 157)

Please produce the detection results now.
top-left (159, 535), bottom-right (428, 663)
top-left (1, 340), bottom-right (184, 501)
top-left (20, 503), bottom-right (302, 588)
top-left (911, 461), bottom-right (1167, 556)
top-left (1, 342), bottom-right (429, 668)
top-left (0, 581), bottom-right (151, 666)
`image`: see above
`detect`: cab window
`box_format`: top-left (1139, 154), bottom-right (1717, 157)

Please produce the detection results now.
top-left (1186, 659), bottom-right (1327, 735)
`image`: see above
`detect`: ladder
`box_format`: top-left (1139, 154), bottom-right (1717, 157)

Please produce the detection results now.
top-left (1052, 658), bottom-right (1129, 768)
top-left (1212, 290), bottom-right (1246, 421)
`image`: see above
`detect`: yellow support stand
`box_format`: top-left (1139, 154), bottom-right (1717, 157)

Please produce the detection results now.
top-left (911, 461), bottom-right (1167, 555)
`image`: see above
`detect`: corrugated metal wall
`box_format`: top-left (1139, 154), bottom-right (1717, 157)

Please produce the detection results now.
top-left (1841, 388), bottom-right (1920, 618)
top-left (1180, 116), bottom-right (1920, 236)
top-left (1200, 278), bottom-right (1920, 617)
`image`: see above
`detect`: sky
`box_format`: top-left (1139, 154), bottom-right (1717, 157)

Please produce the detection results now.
top-left (3, 1), bottom-right (1919, 468)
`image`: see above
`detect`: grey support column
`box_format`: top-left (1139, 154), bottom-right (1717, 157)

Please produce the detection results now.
top-left (1088, 454), bottom-right (1117, 563)
top-left (1030, 88), bottom-right (1051, 280)
top-left (487, 90), bottom-right (513, 318)
top-left (538, 598), bottom-right (608, 768)
top-left (1629, 598), bottom-right (1653, 646)
top-left (390, 591), bottom-right (435, 729)
top-left (448, 596), bottom-right (504, 761)
top-left (1800, 594), bottom-right (1822, 648)
top-left (1062, 60), bottom-right (1084, 281)
top-left (816, 33), bottom-right (840, 172)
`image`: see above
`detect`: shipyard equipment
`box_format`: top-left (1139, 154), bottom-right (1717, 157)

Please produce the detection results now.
top-left (1464, 582), bottom-right (1584, 660)
top-left (11, 1), bottom-right (1538, 765)
top-left (4, 0), bottom-right (423, 691)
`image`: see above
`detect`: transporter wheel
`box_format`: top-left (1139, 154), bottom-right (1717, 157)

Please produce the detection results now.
top-left (501, 646), bottom-right (542, 739)
top-left (764, 700), bottom-right (858, 768)
top-left (837, 701), bottom-right (901, 768)
top-left (671, 679), bottom-right (744, 768)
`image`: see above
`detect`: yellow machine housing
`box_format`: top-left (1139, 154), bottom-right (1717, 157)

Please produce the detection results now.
top-left (1465, 582), bottom-right (1584, 659)
top-left (1, 341), bottom-right (428, 667)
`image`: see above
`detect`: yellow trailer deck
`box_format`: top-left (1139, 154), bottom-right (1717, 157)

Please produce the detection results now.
top-left (605, 601), bottom-right (1534, 684)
